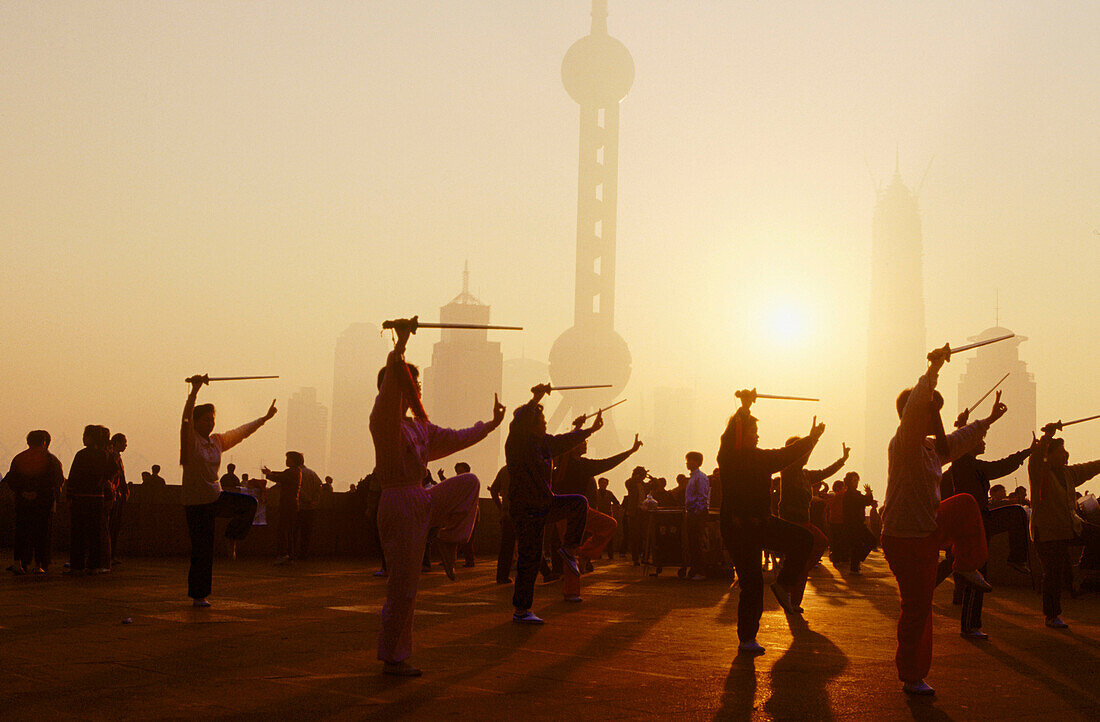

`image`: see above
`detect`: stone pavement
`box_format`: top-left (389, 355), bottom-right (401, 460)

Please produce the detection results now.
top-left (2, 553), bottom-right (1099, 720)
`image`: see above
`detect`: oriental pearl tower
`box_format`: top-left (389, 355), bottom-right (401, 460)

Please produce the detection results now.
top-left (547, 0), bottom-right (634, 452)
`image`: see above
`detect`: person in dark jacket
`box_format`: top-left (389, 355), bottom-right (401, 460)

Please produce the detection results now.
top-left (66, 425), bottom-right (118, 574)
top-left (842, 472), bottom-right (878, 574)
top-left (3, 430), bottom-right (65, 574)
top-left (716, 389), bottom-right (825, 656)
top-left (505, 384), bottom-right (603, 624)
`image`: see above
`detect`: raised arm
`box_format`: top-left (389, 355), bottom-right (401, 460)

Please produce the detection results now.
top-left (180, 376), bottom-right (204, 465)
top-left (760, 417), bottom-right (826, 474)
top-left (218, 400), bottom-right (277, 453)
top-left (426, 394), bottom-right (505, 462)
top-left (975, 446), bottom-right (1031, 481)
top-left (579, 434), bottom-right (643, 476)
top-left (806, 443), bottom-right (849, 483)
top-left (1069, 460), bottom-right (1100, 488)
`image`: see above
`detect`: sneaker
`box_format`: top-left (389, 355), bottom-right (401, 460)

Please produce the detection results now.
top-left (737, 640), bottom-right (765, 656)
top-left (957, 569), bottom-right (993, 593)
top-left (961, 628), bottom-right (989, 640)
top-left (558, 547), bottom-right (580, 577)
top-left (373, 569), bottom-right (388, 578)
top-left (382, 661), bottom-right (422, 677)
top-left (193, 598), bottom-right (211, 608)
top-left (770, 581), bottom-right (796, 615)
top-left (512, 610), bottom-right (545, 625)
top-left (91, 567), bottom-right (111, 575)
top-left (1007, 560), bottom-right (1031, 576)
top-left (32, 567), bottom-right (46, 575)
top-left (563, 595), bottom-right (583, 603)
top-left (902, 680), bottom-right (936, 696)
top-left (1045, 616), bottom-right (1069, 629)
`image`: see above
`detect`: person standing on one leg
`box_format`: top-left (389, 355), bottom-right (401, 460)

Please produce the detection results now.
top-left (778, 440), bottom-right (848, 603)
top-left (717, 390), bottom-right (825, 656)
top-left (881, 344), bottom-right (1005, 697)
top-left (371, 320), bottom-right (504, 677)
top-left (180, 376), bottom-right (273, 607)
top-left (944, 402), bottom-right (1031, 639)
top-left (1028, 423), bottom-right (1100, 630)
top-left (3, 430), bottom-right (65, 575)
top-left (506, 385), bottom-right (602, 625)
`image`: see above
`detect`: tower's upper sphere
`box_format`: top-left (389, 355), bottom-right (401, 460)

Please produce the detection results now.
top-left (562, 32), bottom-right (634, 106)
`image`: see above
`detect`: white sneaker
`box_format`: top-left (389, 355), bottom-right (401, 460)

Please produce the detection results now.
top-left (512, 610), bottom-right (545, 624)
top-left (902, 680), bottom-right (935, 696)
top-left (563, 595), bottom-right (582, 603)
top-left (193, 598), bottom-right (211, 608)
top-left (1045, 616), bottom-right (1069, 629)
top-left (737, 639), bottom-right (765, 656)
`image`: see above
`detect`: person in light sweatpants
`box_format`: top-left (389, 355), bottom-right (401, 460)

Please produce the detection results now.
top-left (370, 319), bottom-right (505, 677)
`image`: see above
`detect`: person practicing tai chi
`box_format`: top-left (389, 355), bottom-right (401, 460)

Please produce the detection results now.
top-left (778, 439), bottom-right (849, 596)
top-left (716, 389), bottom-right (825, 656)
top-left (881, 344), bottom-right (1006, 697)
top-left (506, 384), bottom-right (604, 625)
top-left (1027, 421), bottom-right (1100, 630)
top-left (370, 319), bottom-right (504, 677)
top-left (551, 430), bottom-right (642, 601)
top-left (938, 395), bottom-right (1031, 639)
top-left (180, 376), bottom-right (275, 608)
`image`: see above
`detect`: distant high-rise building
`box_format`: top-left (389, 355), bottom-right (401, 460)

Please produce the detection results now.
top-left (865, 165), bottom-right (927, 485)
top-left (287, 387), bottom-right (328, 474)
top-left (651, 386), bottom-right (695, 470)
top-left (548, 0), bottom-right (634, 455)
top-left (330, 323), bottom-right (387, 486)
top-left (957, 326), bottom-right (1035, 488)
top-left (423, 266), bottom-right (504, 480)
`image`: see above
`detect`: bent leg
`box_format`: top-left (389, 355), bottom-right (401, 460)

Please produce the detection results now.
top-left (935, 494), bottom-right (989, 573)
top-left (215, 492), bottom-right (258, 540)
top-left (428, 473), bottom-right (481, 544)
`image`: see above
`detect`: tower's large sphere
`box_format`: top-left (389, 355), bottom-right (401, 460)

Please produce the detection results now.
top-left (548, 325), bottom-right (632, 400)
top-left (561, 33), bottom-right (634, 106)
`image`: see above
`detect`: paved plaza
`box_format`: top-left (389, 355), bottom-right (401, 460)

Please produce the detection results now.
top-left (2, 553), bottom-right (1099, 720)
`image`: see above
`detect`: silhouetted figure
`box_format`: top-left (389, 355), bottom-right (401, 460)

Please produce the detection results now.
top-left (595, 478), bottom-right (620, 559)
top-left (180, 376), bottom-right (273, 607)
top-left (881, 344), bottom-right (1004, 696)
top-left (453, 462), bottom-right (478, 567)
top-left (621, 466), bottom-right (647, 564)
top-left (506, 384), bottom-right (602, 625)
top-left (1028, 424), bottom-right (1100, 629)
top-left (842, 473), bottom-right (877, 575)
top-left (370, 320), bottom-right (503, 676)
top-left (550, 432), bottom-right (639, 600)
top-left (262, 452), bottom-right (304, 565)
top-left (66, 425), bottom-right (117, 574)
top-left (3, 430), bottom-right (64, 574)
top-left (143, 464), bottom-right (167, 493)
top-left (107, 433), bottom-right (128, 564)
top-left (826, 480), bottom-right (847, 564)
top-left (716, 389), bottom-right (824, 656)
top-left (681, 451), bottom-right (711, 580)
top-left (489, 465), bottom-right (515, 583)
top-left (778, 439), bottom-right (848, 598)
top-left (219, 463), bottom-right (240, 492)
top-left (937, 403), bottom-right (1030, 638)
top-left (297, 461), bottom-right (323, 558)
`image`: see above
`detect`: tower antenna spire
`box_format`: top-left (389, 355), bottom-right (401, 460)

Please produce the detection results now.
top-left (591, 0), bottom-right (608, 34)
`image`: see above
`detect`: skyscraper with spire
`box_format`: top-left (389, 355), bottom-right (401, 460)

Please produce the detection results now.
top-left (548, 0), bottom-right (634, 454)
top-left (423, 265), bottom-right (504, 479)
top-left (865, 162), bottom-right (927, 485)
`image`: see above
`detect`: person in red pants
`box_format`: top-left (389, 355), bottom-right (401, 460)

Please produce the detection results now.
top-left (881, 343), bottom-right (1006, 697)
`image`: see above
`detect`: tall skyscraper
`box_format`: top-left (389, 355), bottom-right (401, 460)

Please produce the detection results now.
top-left (286, 387), bottom-right (328, 474)
top-left (865, 164), bottom-right (927, 485)
top-left (330, 323), bottom-right (387, 486)
top-left (422, 266), bottom-right (504, 480)
top-left (548, 0), bottom-right (634, 454)
top-left (957, 326), bottom-right (1035, 487)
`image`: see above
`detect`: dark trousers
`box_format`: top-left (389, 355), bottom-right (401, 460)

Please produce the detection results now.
top-left (496, 513), bottom-right (516, 582)
top-left (845, 521), bottom-right (875, 568)
top-left (511, 495), bottom-right (588, 611)
top-left (276, 504), bottom-right (299, 557)
top-left (959, 505), bottom-right (1030, 629)
top-left (108, 497), bottom-right (126, 560)
top-left (1081, 520), bottom-right (1100, 569)
top-left (621, 513), bottom-right (642, 562)
top-left (70, 497), bottom-right (110, 571)
top-left (683, 510), bottom-right (708, 575)
top-left (721, 514), bottom-right (812, 642)
top-left (828, 523), bottom-right (848, 562)
top-left (185, 492), bottom-right (258, 599)
top-left (1036, 539), bottom-right (1072, 619)
top-left (14, 501), bottom-right (53, 569)
top-left (297, 508), bottom-right (316, 557)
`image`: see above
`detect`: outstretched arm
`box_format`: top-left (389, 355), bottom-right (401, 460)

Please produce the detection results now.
top-left (579, 434), bottom-right (643, 476)
top-left (218, 400), bottom-right (277, 453)
top-left (807, 443), bottom-right (849, 483)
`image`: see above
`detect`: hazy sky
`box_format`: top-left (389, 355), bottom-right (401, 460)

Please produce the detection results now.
top-left (2, 1), bottom-right (1097, 495)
